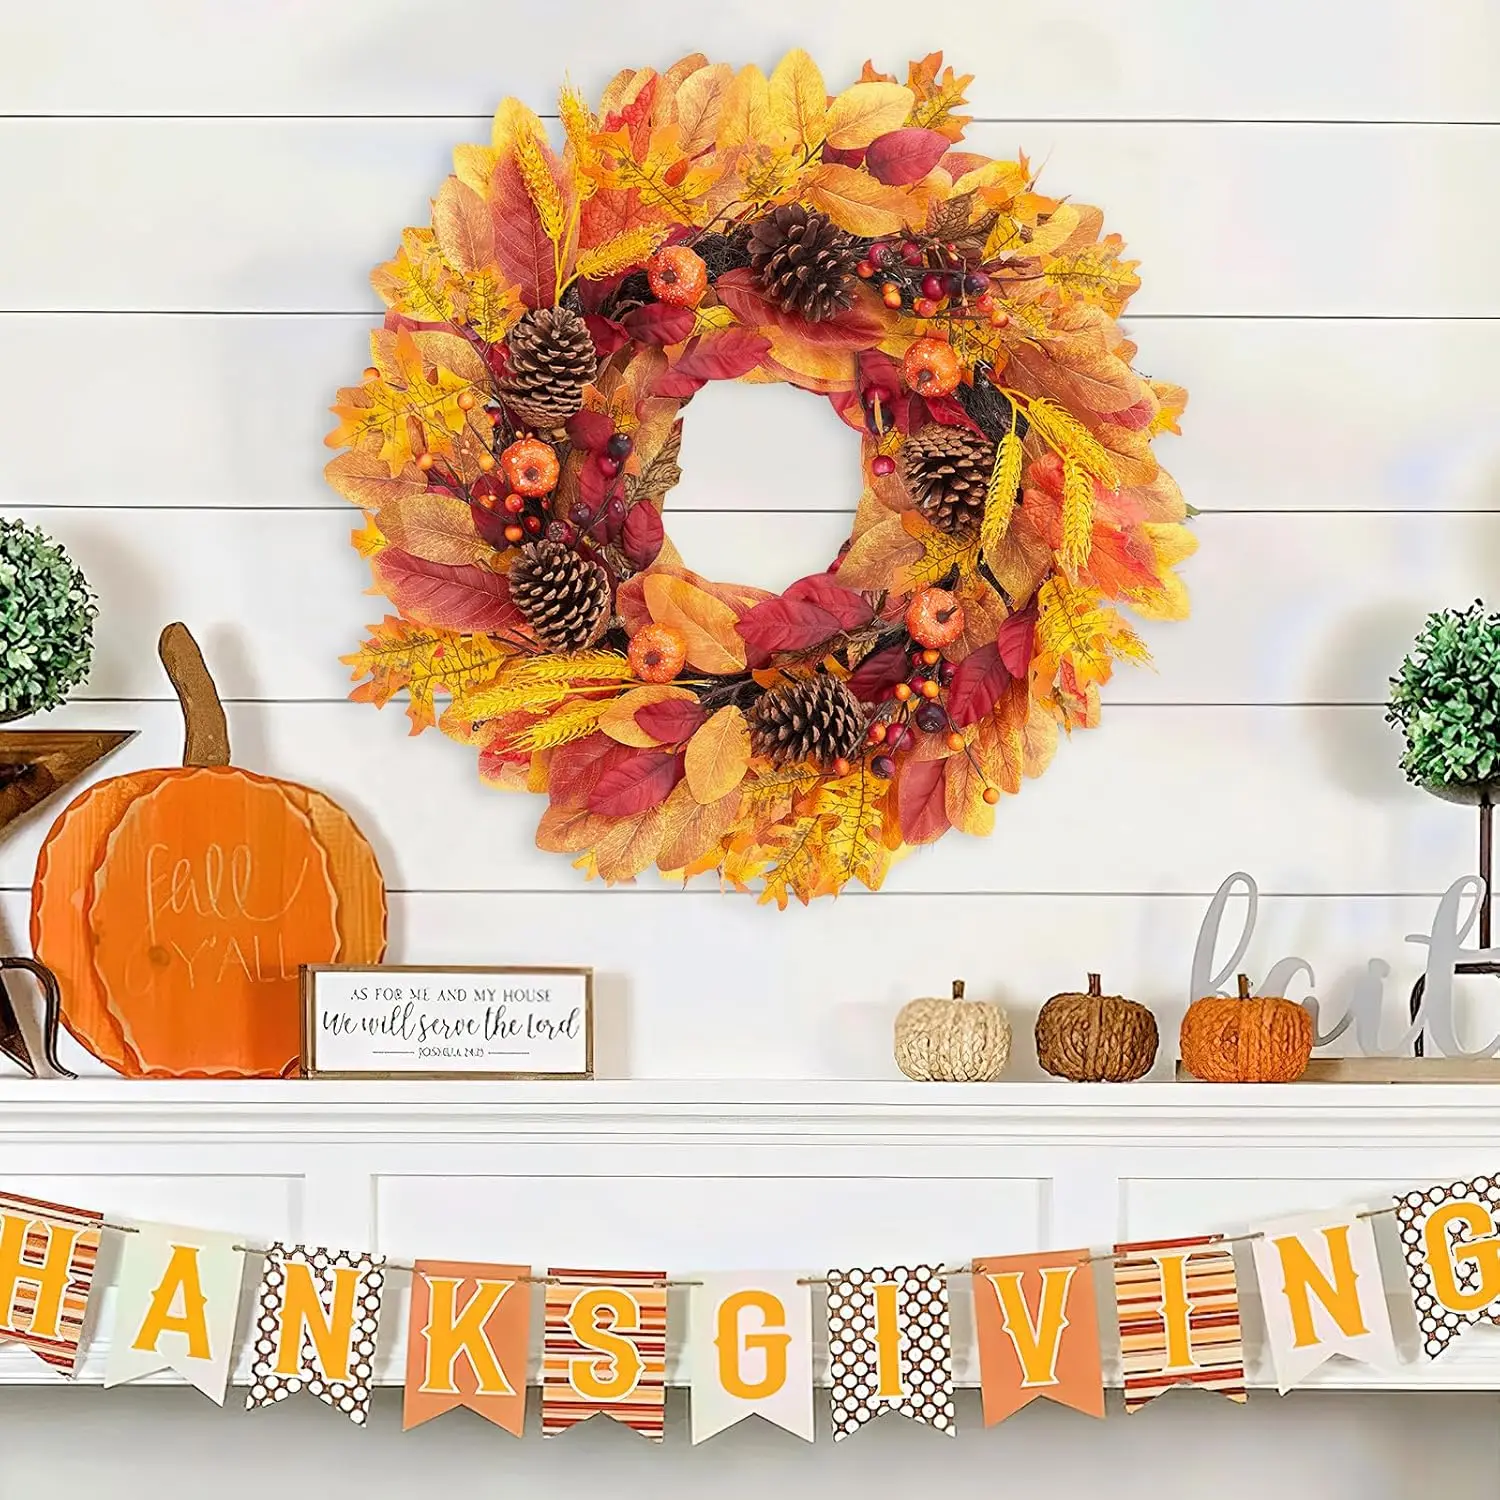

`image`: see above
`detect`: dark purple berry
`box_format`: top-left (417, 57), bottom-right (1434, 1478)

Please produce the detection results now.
top-left (606, 432), bottom-right (633, 459)
top-left (915, 703), bottom-right (946, 733)
top-left (871, 754), bottom-right (896, 779)
top-left (964, 271), bottom-right (990, 295)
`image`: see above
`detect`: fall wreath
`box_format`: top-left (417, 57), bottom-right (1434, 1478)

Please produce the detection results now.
top-left (330, 52), bottom-right (1194, 904)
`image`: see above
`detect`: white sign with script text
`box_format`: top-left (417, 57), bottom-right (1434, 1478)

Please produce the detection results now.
top-left (302, 966), bottom-right (592, 1078)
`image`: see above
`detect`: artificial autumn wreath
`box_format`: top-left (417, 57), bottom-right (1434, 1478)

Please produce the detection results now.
top-left (330, 51), bottom-right (1195, 904)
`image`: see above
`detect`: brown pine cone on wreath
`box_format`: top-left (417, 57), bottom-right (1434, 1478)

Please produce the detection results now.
top-left (499, 306), bottom-right (597, 428)
top-left (749, 675), bottom-right (868, 767)
top-left (508, 540), bottom-right (611, 651)
top-left (899, 423), bottom-right (994, 535)
top-left (748, 205), bottom-right (857, 322)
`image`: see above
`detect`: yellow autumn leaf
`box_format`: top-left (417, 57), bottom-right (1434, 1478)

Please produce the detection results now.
top-left (432, 176), bottom-right (495, 274)
top-left (803, 163), bottom-right (915, 237)
top-left (370, 228), bottom-right (461, 324)
top-left (717, 64), bottom-right (773, 150)
top-left (600, 684), bottom-right (698, 747)
top-left (684, 706), bottom-right (751, 804)
top-left (642, 574), bottom-right (748, 674)
top-left (670, 63), bottom-right (733, 156)
top-left (325, 446), bottom-right (429, 510)
top-left (768, 49), bottom-right (827, 150)
top-left (1035, 575), bottom-right (1150, 689)
top-left (462, 271), bottom-right (524, 342)
top-left (350, 514), bottom-right (386, 559)
top-left (823, 81), bottom-right (915, 149)
top-left (594, 805), bottom-right (669, 882)
top-left (374, 492), bottom-right (491, 568)
top-left (343, 617), bottom-right (508, 735)
top-left (656, 779), bottom-right (742, 873)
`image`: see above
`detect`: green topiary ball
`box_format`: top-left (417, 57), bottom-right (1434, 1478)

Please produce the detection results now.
top-left (1388, 600), bottom-right (1500, 788)
top-left (0, 519), bottom-right (97, 718)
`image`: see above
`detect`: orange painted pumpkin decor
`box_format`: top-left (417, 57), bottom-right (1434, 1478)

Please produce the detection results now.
top-left (1178, 974), bottom-right (1313, 1084)
top-left (31, 624), bottom-right (386, 1077)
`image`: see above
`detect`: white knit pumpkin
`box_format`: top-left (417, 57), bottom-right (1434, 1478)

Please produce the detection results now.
top-left (894, 980), bottom-right (1011, 1082)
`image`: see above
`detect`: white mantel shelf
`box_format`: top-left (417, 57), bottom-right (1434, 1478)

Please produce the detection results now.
top-left (11, 1080), bottom-right (1500, 1392)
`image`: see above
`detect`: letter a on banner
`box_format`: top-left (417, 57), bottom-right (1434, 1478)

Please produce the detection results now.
top-left (972, 1252), bottom-right (1104, 1423)
top-left (1395, 1176), bottom-right (1500, 1359)
top-left (104, 1222), bottom-right (246, 1401)
top-left (826, 1265), bottom-right (955, 1441)
top-left (542, 1269), bottom-right (666, 1441)
top-left (687, 1272), bottom-right (814, 1443)
top-left (1113, 1236), bottom-right (1246, 1413)
top-left (404, 1260), bottom-right (530, 1433)
top-left (0, 1191), bottom-right (102, 1374)
top-left (1250, 1210), bottom-right (1397, 1392)
top-left (246, 1243), bottom-right (387, 1426)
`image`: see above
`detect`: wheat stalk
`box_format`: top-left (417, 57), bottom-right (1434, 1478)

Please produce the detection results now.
top-left (1022, 397), bottom-right (1120, 489)
top-left (1060, 455), bottom-right (1095, 575)
top-left (509, 701), bottom-right (608, 751)
top-left (576, 224), bottom-right (665, 280)
top-left (980, 428), bottom-right (1025, 559)
top-left (514, 127), bottom-right (567, 242)
top-left (502, 651), bottom-right (634, 684)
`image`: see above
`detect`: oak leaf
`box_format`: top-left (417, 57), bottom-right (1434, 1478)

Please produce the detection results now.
top-left (642, 574), bottom-right (748, 673)
top-left (343, 616), bottom-right (508, 735)
top-left (371, 228), bottom-right (462, 323)
top-left (905, 52), bottom-right (974, 142)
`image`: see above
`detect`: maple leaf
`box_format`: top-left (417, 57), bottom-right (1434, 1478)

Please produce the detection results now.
top-left (1033, 575), bottom-right (1150, 695)
top-left (462, 270), bottom-right (524, 342)
top-left (905, 52), bottom-right (974, 142)
top-left (1044, 239), bottom-right (1142, 319)
top-left (813, 765), bottom-right (893, 893)
top-left (344, 616), bottom-right (509, 734)
top-left (895, 512), bottom-right (981, 592)
top-left (371, 228), bottom-right (462, 323)
top-left (591, 124), bottom-right (722, 227)
top-left (350, 514), bottom-right (386, 559)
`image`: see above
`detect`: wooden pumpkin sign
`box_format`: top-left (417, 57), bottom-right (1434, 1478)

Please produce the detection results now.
top-left (31, 624), bottom-right (386, 1077)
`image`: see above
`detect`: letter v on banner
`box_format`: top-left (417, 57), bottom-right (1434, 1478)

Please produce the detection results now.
top-left (972, 1252), bottom-right (1104, 1423)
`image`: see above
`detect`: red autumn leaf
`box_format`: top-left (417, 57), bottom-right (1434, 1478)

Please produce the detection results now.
top-left (651, 330), bottom-right (773, 397)
top-left (921, 394), bottom-right (985, 435)
top-left (736, 574), bottom-right (874, 655)
top-left (634, 697), bottom-right (708, 744)
top-left (489, 154), bottom-right (556, 310)
top-left (846, 643), bottom-right (910, 702)
top-left (715, 269), bottom-right (887, 350)
top-left (578, 454), bottom-right (620, 512)
top-left (549, 734), bottom-right (633, 811)
top-left (946, 641), bottom-right (1011, 727)
top-left (370, 549), bottom-right (524, 634)
top-left (587, 746), bottom-right (684, 817)
top-left (1106, 397), bottom-right (1158, 432)
top-left (857, 349), bottom-right (923, 434)
top-left (865, 127), bottom-right (950, 186)
top-left (820, 144), bottom-right (867, 169)
top-left (567, 409), bottom-right (616, 452)
top-left (895, 755), bottom-right (951, 844)
top-left (996, 607), bottom-right (1037, 677)
top-left (784, 574), bottom-right (876, 629)
top-left (582, 314), bottom-right (630, 359)
top-left (621, 501), bottom-right (665, 568)
top-left (620, 302), bottom-right (697, 346)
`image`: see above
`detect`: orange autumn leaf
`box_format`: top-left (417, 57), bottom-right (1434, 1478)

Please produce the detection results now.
top-left (374, 491), bottom-right (491, 568)
top-left (684, 706), bottom-right (751, 803)
top-left (600, 684), bottom-right (699, 747)
top-left (823, 81), bottom-right (915, 149)
top-left (803, 163), bottom-right (917, 237)
top-left (642, 574), bottom-right (747, 673)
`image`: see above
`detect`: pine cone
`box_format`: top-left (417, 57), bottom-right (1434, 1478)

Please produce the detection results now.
top-left (749, 675), bottom-right (868, 768)
top-left (499, 306), bottom-right (597, 429)
top-left (900, 424), bottom-right (994, 534)
top-left (509, 541), bottom-right (611, 651)
top-left (748, 205), bottom-right (857, 322)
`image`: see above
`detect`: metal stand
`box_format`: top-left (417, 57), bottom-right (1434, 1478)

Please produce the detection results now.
top-left (0, 955), bottom-right (72, 1078)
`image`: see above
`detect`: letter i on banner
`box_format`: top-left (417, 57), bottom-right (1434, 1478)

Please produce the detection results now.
top-left (825, 1265), bottom-right (955, 1441)
top-left (104, 1222), bottom-right (246, 1401)
top-left (1113, 1236), bottom-right (1246, 1413)
top-left (542, 1269), bottom-right (666, 1441)
top-left (1250, 1209), bottom-right (1397, 1392)
top-left (0, 1191), bottom-right (103, 1374)
top-left (687, 1272), bottom-right (814, 1444)
top-left (246, 1243), bottom-right (387, 1426)
top-left (404, 1261), bottom-right (530, 1433)
top-left (972, 1252), bottom-right (1104, 1424)
top-left (1394, 1175), bottom-right (1500, 1359)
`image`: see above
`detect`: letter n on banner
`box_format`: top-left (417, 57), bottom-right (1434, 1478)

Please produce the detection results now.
top-left (972, 1252), bottom-right (1104, 1424)
top-left (825, 1265), bottom-right (955, 1441)
top-left (1395, 1176), bottom-right (1500, 1359)
top-left (0, 1191), bottom-right (103, 1374)
top-left (246, 1243), bottom-right (387, 1426)
top-left (542, 1268), bottom-right (666, 1441)
top-left (1112, 1236), bottom-right (1246, 1413)
top-left (404, 1260), bottom-right (530, 1433)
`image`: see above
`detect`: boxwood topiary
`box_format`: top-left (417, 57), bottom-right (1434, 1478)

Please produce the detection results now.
top-left (0, 519), bottom-right (97, 718)
top-left (1387, 601), bottom-right (1500, 788)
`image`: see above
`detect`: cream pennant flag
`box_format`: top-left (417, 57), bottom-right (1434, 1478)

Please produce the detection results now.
top-left (688, 1272), bottom-right (814, 1444)
top-left (825, 1265), bottom-right (955, 1441)
top-left (245, 1243), bottom-right (387, 1426)
top-left (104, 1222), bottom-right (246, 1401)
top-left (1250, 1209), bottom-right (1397, 1392)
top-left (1395, 1175), bottom-right (1500, 1359)
top-left (0, 1191), bottom-right (103, 1374)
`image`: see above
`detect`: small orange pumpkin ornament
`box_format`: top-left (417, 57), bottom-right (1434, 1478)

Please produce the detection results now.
top-left (31, 624), bottom-right (386, 1078)
top-left (1179, 974), bottom-right (1313, 1083)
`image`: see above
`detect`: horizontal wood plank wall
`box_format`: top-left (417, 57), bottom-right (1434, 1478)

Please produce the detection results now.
top-left (0, 4), bottom-right (1493, 1079)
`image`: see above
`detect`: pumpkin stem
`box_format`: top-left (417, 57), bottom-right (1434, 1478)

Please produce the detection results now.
top-left (1088, 972), bottom-right (1102, 997)
top-left (1237, 973), bottom-right (1252, 999)
top-left (158, 623), bottom-right (230, 768)
top-left (952, 979), bottom-right (965, 999)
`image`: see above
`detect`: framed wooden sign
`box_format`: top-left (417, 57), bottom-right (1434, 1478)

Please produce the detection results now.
top-left (300, 965), bottom-right (593, 1080)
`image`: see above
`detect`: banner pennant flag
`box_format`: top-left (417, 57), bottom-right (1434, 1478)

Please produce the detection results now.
top-left (245, 1243), bottom-right (387, 1426)
top-left (104, 1221), bottom-right (246, 1401)
top-left (1395, 1175), bottom-right (1500, 1360)
top-left (1250, 1209), bottom-right (1397, 1392)
top-left (1113, 1235), bottom-right (1246, 1413)
top-left (825, 1264), bottom-right (955, 1441)
top-left (542, 1268), bottom-right (666, 1441)
top-left (0, 1191), bottom-right (103, 1375)
top-left (972, 1251), bottom-right (1104, 1423)
top-left (688, 1271), bottom-right (814, 1444)
top-left (404, 1260), bottom-right (530, 1432)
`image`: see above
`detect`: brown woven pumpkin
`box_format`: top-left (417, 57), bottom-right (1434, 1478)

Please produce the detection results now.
top-left (894, 980), bottom-right (1010, 1082)
top-left (1179, 974), bottom-right (1313, 1083)
top-left (1036, 973), bottom-right (1158, 1082)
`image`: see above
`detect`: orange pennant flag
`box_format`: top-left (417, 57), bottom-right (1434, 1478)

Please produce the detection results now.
top-left (403, 1260), bottom-right (530, 1433)
top-left (972, 1252), bottom-right (1104, 1424)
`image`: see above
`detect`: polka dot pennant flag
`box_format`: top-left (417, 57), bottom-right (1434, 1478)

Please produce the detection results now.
top-left (824, 1265), bottom-right (955, 1441)
top-left (246, 1243), bottom-right (387, 1426)
top-left (1395, 1176), bottom-right (1500, 1360)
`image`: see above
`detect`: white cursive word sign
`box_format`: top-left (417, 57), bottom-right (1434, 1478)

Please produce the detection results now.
top-left (1192, 873), bottom-right (1500, 1058)
top-left (300, 965), bottom-right (592, 1078)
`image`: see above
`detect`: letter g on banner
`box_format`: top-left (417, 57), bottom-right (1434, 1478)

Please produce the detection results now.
top-left (1396, 1179), bottom-right (1500, 1358)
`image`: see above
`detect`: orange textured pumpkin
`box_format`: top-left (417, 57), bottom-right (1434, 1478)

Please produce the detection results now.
top-left (31, 624), bottom-right (386, 1077)
top-left (1179, 974), bottom-right (1313, 1083)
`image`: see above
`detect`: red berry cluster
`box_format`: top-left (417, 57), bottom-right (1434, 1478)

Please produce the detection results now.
top-left (855, 239), bottom-right (997, 322)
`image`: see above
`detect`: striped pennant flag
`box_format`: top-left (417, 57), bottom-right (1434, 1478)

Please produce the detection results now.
top-left (542, 1268), bottom-right (667, 1440)
top-left (1112, 1235), bottom-right (1246, 1413)
top-left (0, 1191), bottom-right (103, 1374)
